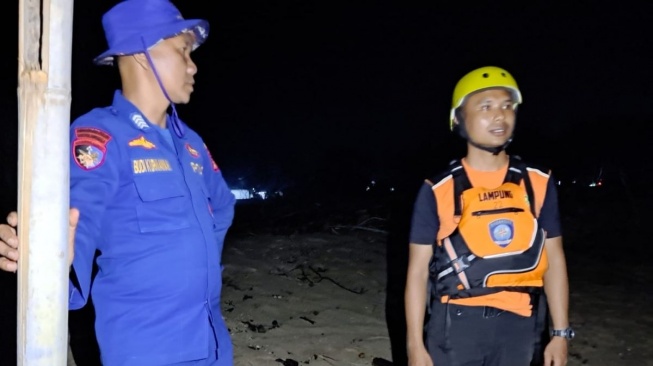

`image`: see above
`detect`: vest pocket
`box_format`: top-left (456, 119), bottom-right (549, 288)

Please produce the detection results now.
top-left (133, 176), bottom-right (191, 233)
top-left (472, 207), bottom-right (525, 216)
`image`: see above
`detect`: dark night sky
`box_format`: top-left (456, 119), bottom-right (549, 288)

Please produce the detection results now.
top-left (1, 1), bottom-right (652, 201)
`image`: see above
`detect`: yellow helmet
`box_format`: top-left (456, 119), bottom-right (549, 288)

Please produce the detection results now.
top-left (449, 66), bottom-right (522, 130)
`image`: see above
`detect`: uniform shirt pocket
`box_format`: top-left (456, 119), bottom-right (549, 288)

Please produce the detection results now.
top-left (133, 175), bottom-right (191, 233)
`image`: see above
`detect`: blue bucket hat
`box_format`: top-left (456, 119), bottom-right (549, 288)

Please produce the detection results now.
top-left (94, 0), bottom-right (209, 66)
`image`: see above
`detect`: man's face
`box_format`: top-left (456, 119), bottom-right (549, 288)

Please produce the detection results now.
top-left (458, 88), bottom-right (516, 147)
top-left (149, 32), bottom-right (198, 104)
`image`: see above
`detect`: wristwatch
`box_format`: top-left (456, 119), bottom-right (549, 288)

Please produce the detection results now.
top-left (550, 327), bottom-right (575, 340)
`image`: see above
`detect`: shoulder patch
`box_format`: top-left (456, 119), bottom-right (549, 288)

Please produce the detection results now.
top-left (203, 143), bottom-right (219, 172)
top-left (72, 127), bottom-right (112, 170)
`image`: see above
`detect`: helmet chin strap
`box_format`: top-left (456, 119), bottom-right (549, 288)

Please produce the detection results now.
top-left (453, 109), bottom-right (512, 155)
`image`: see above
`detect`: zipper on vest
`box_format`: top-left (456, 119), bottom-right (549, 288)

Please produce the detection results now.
top-left (472, 207), bottom-right (524, 216)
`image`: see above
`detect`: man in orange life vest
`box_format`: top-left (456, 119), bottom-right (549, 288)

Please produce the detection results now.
top-left (405, 66), bottom-right (572, 366)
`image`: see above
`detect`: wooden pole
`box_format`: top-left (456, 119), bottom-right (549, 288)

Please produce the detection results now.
top-left (17, 0), bottom-right (74, 364)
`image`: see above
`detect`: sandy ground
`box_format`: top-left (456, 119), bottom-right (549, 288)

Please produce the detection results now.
top-left (222, 231), bottom-right (393, 366)
top-left (218, 225), bottom-right (653, 366)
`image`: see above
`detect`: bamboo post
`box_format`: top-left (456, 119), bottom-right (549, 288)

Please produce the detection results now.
top-left (17, 0), bottom-right (74, 365)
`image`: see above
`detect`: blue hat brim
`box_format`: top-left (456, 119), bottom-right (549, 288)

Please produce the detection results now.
top-left (93, 18), bottom-right (209, 66)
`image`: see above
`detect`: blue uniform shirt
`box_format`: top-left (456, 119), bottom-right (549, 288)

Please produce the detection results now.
top-left (68, 90), bottom-right (236, 365)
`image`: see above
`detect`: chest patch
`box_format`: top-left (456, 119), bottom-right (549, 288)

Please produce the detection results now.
top-left (185, 143), bottom-right (200, 158)
top-left (129, 135), bottom-right (157, 149)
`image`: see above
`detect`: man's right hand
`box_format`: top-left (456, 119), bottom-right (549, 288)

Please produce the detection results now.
top-left (0, 211), bottom-right (19, 272)
top-left (0, 208), bottom-right (79, 273)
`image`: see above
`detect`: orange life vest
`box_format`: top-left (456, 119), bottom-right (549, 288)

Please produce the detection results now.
top-left (429, 156), bottom-right (547, 299)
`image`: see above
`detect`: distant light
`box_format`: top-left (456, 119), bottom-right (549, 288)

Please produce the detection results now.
top-left (588, 180), bottom-right (603, 188)
top-left (557, 181), bottom-right (562, 186)
top-left (390, 187), bottom-right (395, 192)
top-left (231, 189), bottom-right (253, 200)
top-left (256, 191), bottom-right (268, 199)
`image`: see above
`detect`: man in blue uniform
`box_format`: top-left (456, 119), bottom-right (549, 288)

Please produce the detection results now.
top-left (1, 1), bottom-right (236, 365)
